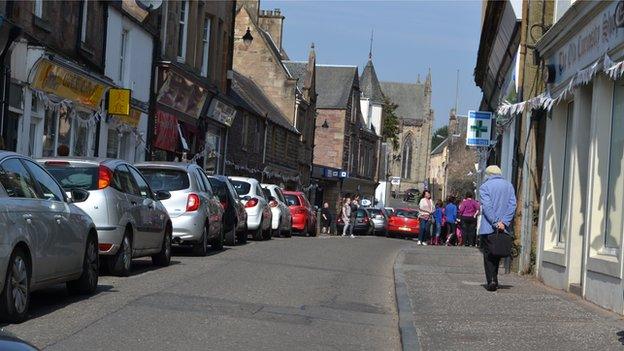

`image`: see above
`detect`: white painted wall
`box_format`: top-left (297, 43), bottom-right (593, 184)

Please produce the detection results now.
top-left (360, 98), bottom-right (383, 137)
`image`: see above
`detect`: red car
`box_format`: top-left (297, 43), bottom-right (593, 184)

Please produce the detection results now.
top-left (387, 208), bottom-right (420, 238)
top-left (283, 191), bottom-right (316, 236)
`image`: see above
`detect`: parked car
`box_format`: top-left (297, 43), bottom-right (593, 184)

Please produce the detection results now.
top-left (365, 208), bottom-right (388, 236)
top-left (0, 152), bottom-right (99, 322)
top-left (40, 157), bottom-right (172, 276)
top-left (0, 330), bottom-right (39, 350)
top-left (261, 184), bottom-right (292, 237)
top-left (207, 175), bottom-right (248, 245)
top-left (136, 162), bottom-right (225, 255)
top-left (229, 176), bottom-right (272, 240)
top-left (335, 208), bottom-right (375, 235)
top-left (387, 208), bottom-right (420, 238)
top-left (283, 191), bottom-right (316, 236)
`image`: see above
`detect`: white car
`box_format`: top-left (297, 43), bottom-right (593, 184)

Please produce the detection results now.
top-left (229, 177), bottom-right (272, 240)
top-left (261, 184), bottom-right (292, 237)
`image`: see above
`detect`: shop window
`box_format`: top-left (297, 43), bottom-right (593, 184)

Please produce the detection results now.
top-left (605, 83), bottom-right (624, 249)
top-left (42, 108), bottom-right (57, 157)
top-left (557, 102), bottom-right (574, 244)
top-left (204, 127), bottom-right (221, 175)
top-left (107, 128), bottom-right (119, 158)
top-left (41, 106), bottom-right (95, 157)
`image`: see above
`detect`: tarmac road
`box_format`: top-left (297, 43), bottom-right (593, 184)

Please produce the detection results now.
top-left (2, 235), bottom-right (412, 351)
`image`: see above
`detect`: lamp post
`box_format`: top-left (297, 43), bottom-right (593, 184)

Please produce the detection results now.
top-left (235, 27), bottom-right (254, 48)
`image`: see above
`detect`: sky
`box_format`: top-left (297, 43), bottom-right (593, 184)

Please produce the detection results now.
top-left (263, 0), bottom-right (484, 130)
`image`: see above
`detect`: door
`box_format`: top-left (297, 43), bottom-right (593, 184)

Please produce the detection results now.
top-left (128, 165), bottom-right (164, 250)
top-left (113, 165), bottom-right (145, 250)
top-left (0, 158), bottom-right (56, 282)
top-left (196, 168), bottom-right (221, 237)
top-left (22, 159), bottom-right (83, 275)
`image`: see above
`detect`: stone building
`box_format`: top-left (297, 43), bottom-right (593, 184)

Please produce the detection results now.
top-left (233, 1), bottom-right (317, 189)
top-left (381, 72), bottom-right (434, 192)
top-left (311, 64), bottom-right (379, 211)
top-left (359, 56), bottom-right (384, 182)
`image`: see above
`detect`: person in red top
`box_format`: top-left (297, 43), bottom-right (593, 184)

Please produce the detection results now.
top-left (458, 191), bottom-right (480, 247)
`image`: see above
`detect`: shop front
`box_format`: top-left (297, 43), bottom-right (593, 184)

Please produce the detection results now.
top-left (535, 0), bottom-right (624, 314)
top-left (4, 45), bottom-right (114, 158)
top-left (202, 96), bottom-right (236, 175)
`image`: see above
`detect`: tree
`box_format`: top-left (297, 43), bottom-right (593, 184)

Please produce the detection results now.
top-left (382, 96), bottom-right (400, 150)
top-left (431, 125), bottom-right (448, 150)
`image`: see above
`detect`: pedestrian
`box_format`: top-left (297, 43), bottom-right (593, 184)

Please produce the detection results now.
top-left (458, 191), bottom-right (480, 247)
top-left (444, 196), bottom-right (458, 245)
top-left (432, 200), bottom-right (444, 245)
top-left (417, 190), bottom-right (434, 245)
top-left (341, 197), bottom-right (351, 237)
top-left (349, 196), bottom-right (359, 238)
top-left (57, 144), bottom-right (70, 156)
top-left (479, 165), bottom-right (517, 292)
top-left (321, 202), bottom-right (332, 234)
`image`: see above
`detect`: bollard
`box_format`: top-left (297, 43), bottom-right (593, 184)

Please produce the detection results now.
top-left (316, 208), bottom-right (322, 236)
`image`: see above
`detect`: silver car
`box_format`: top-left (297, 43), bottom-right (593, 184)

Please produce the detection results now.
top-left (365, 208), bottom-right (388, 236)
top-left (40, 158), bottom-right (172, 276)
top-left (261, 183), bottom-right (292, 237)
top-left (136, 162), bottom-right (225, 256)
top-left (0, 152), bottom-right (98, 322)
top-left (229, 176), bottom-right (272, 240)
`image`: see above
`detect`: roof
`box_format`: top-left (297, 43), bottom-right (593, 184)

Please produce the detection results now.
top-left (135, 161), bottom-right (200, 171)
top-left (430, 138), bottom-right (448, 155)
top-left (316, 65), bottom-right (358, 109)
top-left (359, 59), bottom-right (384, 103)
top-left (231, 71), bottom-right (299, 134)
top-left (283, 61), bottom-right (308, 91)
top-left (380, 81), bottom-right (425, 120)
top-left (259, 29), bottom-right (292, 77)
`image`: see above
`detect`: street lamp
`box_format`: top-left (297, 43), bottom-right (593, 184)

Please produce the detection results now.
top-left (242, 27), bottom-right (254, 47)
top-left (321, 120), bottom-right (329, 128)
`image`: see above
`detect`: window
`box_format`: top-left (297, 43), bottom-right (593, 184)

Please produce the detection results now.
top-left (351, 92), bottom-right (358, 122)
top-left (0, 159), bottom-right (38, 198)
top-left (557, 102), bottom-right (574, 244)
top-left (230, 180), bottom-right (250, 196)
top-left (119, 29), bottom-right (129, 84)
top-left (401, 136), bottom-right (413, 179)
top-left (34, 0), bottom-right (43, 18)
top-left (23, 160), bottom-right (64, 201)
top-left (107, 128), bottom-right (119, 158)
top-left (241, 114), bottom-right (249, 150)
top-left (45, 164), bottom-right (99, 190)
top-left (80, 0), bottom-right (88, 43)
top-left (201, 17), bottom-right (211, 77)
top-left (605, 83), bottom-right (624, 249)
top-left (113, 165), bottom-right (140, 196)
top-left (197, 169), bottom-right (213, 195)
top-left (284, 194), bottom-right (300, 206)
top-left (193, 170), bottom-right (206, 192)
top-left (128, 166), bottom-right (151, 198)
top-left (177, 1), bottom-right (189, 61)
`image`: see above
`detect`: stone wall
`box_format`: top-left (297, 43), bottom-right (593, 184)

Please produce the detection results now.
top-left (314, 109), bottom-right (346, 169)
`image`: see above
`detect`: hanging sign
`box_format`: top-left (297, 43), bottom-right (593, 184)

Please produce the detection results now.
top-left (115, 108), bottom-right (141, 128)
top-left (207, 98), bottom-right (237, 126)
top-left (390, 176), bottom-right (401, 186)
top-left (108, 88), bottom-right (131, 116)
top-left (156, 69), bottom-right (207, 119)
top-left (153, 110), bottom-right (179, 152)
top-left (466, 111), bottom-right (493, 147)
top-left (31, 59), bottom-right (107, 109)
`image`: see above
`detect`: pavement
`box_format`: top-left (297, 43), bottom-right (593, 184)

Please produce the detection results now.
top-left (2, 236), bottom-right (411, 351)
top-left (395, 245), bottom-right (624, 350)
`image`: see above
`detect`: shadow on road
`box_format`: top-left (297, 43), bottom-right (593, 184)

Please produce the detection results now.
top-left (171, 246), bottom-right (230, 258)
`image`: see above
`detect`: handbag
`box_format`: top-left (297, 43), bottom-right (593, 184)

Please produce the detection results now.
top-left (488, 230), bottom-right (513, 258)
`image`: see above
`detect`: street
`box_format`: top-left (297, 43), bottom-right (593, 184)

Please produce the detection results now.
top-left (2, 237), bottom-right (408, 351)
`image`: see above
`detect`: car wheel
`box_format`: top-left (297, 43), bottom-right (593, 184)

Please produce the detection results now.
top-left (251, 222), bottom-right (263, 241)
top-left (210, 225), bottom-right (224, 250)
top-left (224, 222), bottom-right (237, 246)
top-left (152, 228), bottom-right (172, 267)
top-left (0, 248), bottom-right (30, 323)
top-left (192, 227), bottom-right (208, 256)
top-left (263, 225), bottom-right (272, 240)
top-left (308, 222), bottom-right (316, 237)
top-left (108, 231), bottom-right (132, 277)
top-left (67, 234), bottom-right (99, 295)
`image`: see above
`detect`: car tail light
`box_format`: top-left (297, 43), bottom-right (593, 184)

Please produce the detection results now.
top-left (245, 198), bottom-right (258, 208)
top-left (45, 161), bottom-right (70, 167)
top-left (294, 207), bottom-right (306, 214)
top-left (221, 200), bottom-right (228, 209)
top-left (363, 217), bottom-right (369, 223)
top-left (269, 200), bottom-right (278, 207)
top-left (98, 165), bottom-right (113, 189)
top-left (186, 193), bottom-right (201, 212)
top-left (98, 243), bottom-right (113, 252)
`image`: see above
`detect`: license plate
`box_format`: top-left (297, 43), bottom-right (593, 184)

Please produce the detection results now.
top-left (400, 226), bottom-right (411, 231)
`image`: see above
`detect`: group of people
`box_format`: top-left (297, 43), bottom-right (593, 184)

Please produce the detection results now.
top-left (319, 195), bottom-right (361, 238)
top-left (414, 190), bottom-right (481, 247)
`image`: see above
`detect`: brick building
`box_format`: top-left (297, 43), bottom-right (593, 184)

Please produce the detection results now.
top-left (312, 64), bottom-right (379, 211)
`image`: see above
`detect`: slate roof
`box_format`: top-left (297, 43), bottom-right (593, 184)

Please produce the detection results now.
top-left (283, 61), bottom-right (308, 91)
top-left (380, 82), bottom-right (425, 120)
top-left (231, 71), bottom-right (299, 134)
top-left (431, 138), bottom-right (448, 155)
top-left (316, 65), bottom-right (358, 109)
top-left (359, 59), bottom-right (384, 103)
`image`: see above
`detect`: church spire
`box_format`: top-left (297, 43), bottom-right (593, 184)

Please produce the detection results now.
top-left (368, 28), bottom-right (374, 60)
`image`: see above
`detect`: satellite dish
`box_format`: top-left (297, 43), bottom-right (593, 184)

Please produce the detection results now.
top-left (136, 0), bottom-right (163, 11)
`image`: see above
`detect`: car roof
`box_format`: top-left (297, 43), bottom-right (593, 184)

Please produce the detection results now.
top-left (260, 183), bottom-right (280, 189)
top-left (282, 190), bottom-right (303, 195)
top-left (135, 161), bottom-right (198, 171)
top-left (229, 176), bottom-right (258, 184)
top-left (38, 156), bottom-right (126, 167)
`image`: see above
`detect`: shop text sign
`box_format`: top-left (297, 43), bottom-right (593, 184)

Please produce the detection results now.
top-left (153, 110), bottom-right (179, 152)
top-left (108, 88), bottom-right (131, 116)
top-left (207, 98), bottom-right (236, 126)
top-left (554, 1), bottom-right (624, 86)
top-left (466, 111), bottom-right (492, 147)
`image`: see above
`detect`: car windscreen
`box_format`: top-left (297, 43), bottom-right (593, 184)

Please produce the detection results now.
top-left (284, 194), bottom-right (300, 206)
top-left (368, 209), bottom-right (383, 216)
top-left (230, 180), bottom-right (251, 196)
top-left (394, 210), bottom-right (418, 219)
top-left (139, 168), bottom-right (189, 191)
top-left (208, 177), bottom-right (228, 201)
top-left (45, 165), bottom-right (98, 190)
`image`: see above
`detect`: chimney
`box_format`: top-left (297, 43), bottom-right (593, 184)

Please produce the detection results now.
top-left (258, 7), bottom-right (285, 51)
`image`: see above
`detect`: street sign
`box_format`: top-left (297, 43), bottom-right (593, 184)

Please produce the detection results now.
top-left (466, 110), bottom-right (493, 147)
top-left (390, 176), bottom-right (401, 186)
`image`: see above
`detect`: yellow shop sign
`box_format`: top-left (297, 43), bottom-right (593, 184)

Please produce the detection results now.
top-left (108, 88), bottom-right (131, 116)
top-left (31, 59), bottom-right (107, 109)
top-left (116, 108), bottom-right (141, 128)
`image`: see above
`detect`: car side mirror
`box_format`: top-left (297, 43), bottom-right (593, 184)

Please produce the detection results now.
top-left (155, 190), bottom-right (171, 201)
top-left (241, 195), bottom-right (251, 201)
top-left (69, 188), bottom-right (90, 203)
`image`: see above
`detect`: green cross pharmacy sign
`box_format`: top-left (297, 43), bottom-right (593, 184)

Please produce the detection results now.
top-left (466, 111), bottom-right (493, 147)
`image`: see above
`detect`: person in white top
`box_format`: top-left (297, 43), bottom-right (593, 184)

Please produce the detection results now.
top-left (417, 190), bottom-right (434, 245)
top-left (341, 198), bottom-right (351, 236)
